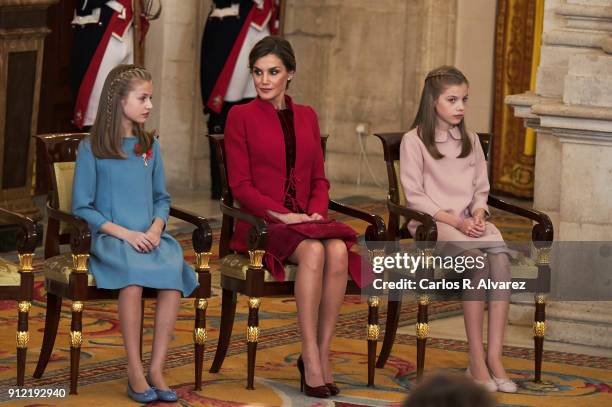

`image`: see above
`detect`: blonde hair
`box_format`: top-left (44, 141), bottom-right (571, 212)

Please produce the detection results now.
top-left (90, 64), bottom-right (154, 158)
top-left (412, 65), bottom-right (471, 159)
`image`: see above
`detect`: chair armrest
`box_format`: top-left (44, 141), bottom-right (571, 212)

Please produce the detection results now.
top-left (219, 201), bottom-right (267, 250)
top-left (46, 203), bottom-right (91, 254)
top-left (388, 200), bottom-right (438, 244)
top-left (169, 206), bottom-right (213, 253)
top-left (0, 208), bottom-right (38, 254)
top-left (328, 199), bottom-right (386, 241)
top-left (488, 196), bottom-right (554, 245)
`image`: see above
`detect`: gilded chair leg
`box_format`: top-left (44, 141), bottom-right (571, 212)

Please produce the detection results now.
top-left (367, 296), bottom-right (380, 387)
top-left (246, 297), bottom-right (261, 390)
top-left (33, 293), bottom-right (63, 378)
top-left (210, 289), bottom-right (237, 373)
top-left (534, 294), bottom-right (546, 382)
top-left (16, 301), bottom-right (31, 386)
top-left (376, 298), bottom-right (402, 368)
top-left (194, 298), bottom-right (208, 390)
top-left (69, 301), bottom-right (84, 395)
top-left (415, 296), bottom-right (429, 381)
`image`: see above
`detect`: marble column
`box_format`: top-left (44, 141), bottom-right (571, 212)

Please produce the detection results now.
top-left (506, 0), bottom-right (612, 348)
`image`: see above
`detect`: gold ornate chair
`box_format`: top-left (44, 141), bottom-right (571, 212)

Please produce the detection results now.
top-left (0, 207), bottom-right (38, 386)
top-left (207, 134), bottom-right (387, 389)
top-left (31, 133), bottom-right (213, 394)
top-left (373, 132), bottom-right (553, 382)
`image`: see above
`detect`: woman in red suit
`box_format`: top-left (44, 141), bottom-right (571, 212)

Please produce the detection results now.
top-left (225, 36), bottom-right (366, 398)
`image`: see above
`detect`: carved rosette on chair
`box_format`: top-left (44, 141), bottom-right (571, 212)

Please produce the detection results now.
top-left (373, 132), bottom-right (554, 382)
top-left (31, 133), bottom-right (214, 394)
top-left (207, 134), bottom-right (388, 389)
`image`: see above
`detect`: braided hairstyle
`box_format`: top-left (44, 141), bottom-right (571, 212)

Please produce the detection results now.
top-left (411, 65), bottom-right (471, 159)
top-left (90, 64), bottom-right (154, 159)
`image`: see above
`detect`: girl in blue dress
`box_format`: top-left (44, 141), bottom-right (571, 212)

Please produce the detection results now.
top-left (72, 64), bottom-right (198, 403)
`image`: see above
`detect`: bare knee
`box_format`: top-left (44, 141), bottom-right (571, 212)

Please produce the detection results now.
top-left (324, 239), bottom-right (348, 277)
top-left (488, 252), bottom-right (511, 282)
top-left (120, 285), bottom-right (143, 296)
top-left (461, 249), bottom-right (489, 279)
top-left (294, 239), bottom-right (325, 273)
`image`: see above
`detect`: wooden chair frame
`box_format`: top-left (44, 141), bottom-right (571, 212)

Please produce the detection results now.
top-left (207, 134), bottom-right (387, 389)
top-left (0, 208), bottom-right (38, 386)
top-left (31, 133), bottom-right (213, 394)
top-left (373, 132), bottom-right (554, 381)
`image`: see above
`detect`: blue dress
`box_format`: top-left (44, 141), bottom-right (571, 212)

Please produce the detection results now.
top-left (71, 137), bottom-right (198, 296)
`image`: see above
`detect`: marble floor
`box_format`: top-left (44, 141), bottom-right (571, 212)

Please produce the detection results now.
top-left (169, 183), bottom-right (610, 359)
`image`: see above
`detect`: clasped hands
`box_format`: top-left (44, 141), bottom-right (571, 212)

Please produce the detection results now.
top-left (457, 209), bottom-right (487, 238)
top-left (267, 210), bottom-right (324, 224)
top-left (122, 223), bottom-right (163, 253)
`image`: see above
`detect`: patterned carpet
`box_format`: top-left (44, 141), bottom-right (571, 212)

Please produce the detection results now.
top-left (0, 197), bottom-right (611, 406)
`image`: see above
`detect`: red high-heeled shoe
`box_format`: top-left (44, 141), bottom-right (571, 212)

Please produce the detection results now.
top-left (326, 382), bottom-right (340, 396)
top-left (297, 355), bottom-right (331, 398)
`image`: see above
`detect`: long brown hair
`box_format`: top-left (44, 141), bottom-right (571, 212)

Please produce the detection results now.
top-left (411, 65), bottom-right (471, 159)
top-left (89, 64), bottom-right (154, 158)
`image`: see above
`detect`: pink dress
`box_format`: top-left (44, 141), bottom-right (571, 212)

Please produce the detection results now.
top-left (399, 127), bottom-right (511, 256)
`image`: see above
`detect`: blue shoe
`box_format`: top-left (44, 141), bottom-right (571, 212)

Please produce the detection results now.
top-left (127, 382), bottom-right (158, 403)
top-left (146, 375), bottom-right (178, 402)
top-left (154, 388), bottom-right (178, 402)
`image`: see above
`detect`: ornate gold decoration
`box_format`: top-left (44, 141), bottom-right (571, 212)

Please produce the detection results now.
top-left (418, 295), bottom-right (430, 306)
top-left (248, 250), bottom-right (265, 269)
top-left (70, 331), bottom-right (83, 347)
top-left (71, 301), bottom-right (84, 313)
top-left (533, 321), bottom-right (546, 337)
top-left (17, 301), bottom-right (31, 313)
top-left (16, 331), bottom-right (29, 348)
top-left (246, 326), bottom-right (260, 342)
top-left (195, 298), bottom-right (208, 310)
top-left (195, 252), bottom-right (211, 271)
top-left (18, 253), bottom-right (34, 272)
top-left (535, 294), bottom-right (546, 304)
top-left (367, 324), bottom-right (380, 341)
top-left (72, 254), bottom-right (89, 272)
top-left (368, 296), bottom-right (380, 308)
top-left (248, 297), bottom-right (261, 309)
top-left (416, 322), bottom-right (429, 339)
top-left (536, 247), bottom-right (551, 265)
top-left (193, 328), bottom-right (207, 345)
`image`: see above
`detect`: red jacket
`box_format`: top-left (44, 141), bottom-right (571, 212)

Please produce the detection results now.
top-left (224, 96), bottom-right (330, 251)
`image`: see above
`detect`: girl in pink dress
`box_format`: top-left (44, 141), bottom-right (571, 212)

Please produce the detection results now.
top-left (399, 66), bottom-right (517, 393)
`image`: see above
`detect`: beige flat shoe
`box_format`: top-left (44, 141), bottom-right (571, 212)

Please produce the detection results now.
top-left (466, 367), bottom-right (498, 392)
top-left (491, 374), bottom-right (518, 393)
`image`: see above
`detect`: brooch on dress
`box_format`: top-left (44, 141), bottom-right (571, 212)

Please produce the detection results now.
top-left (135, 144), bottom-right (153, 166)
